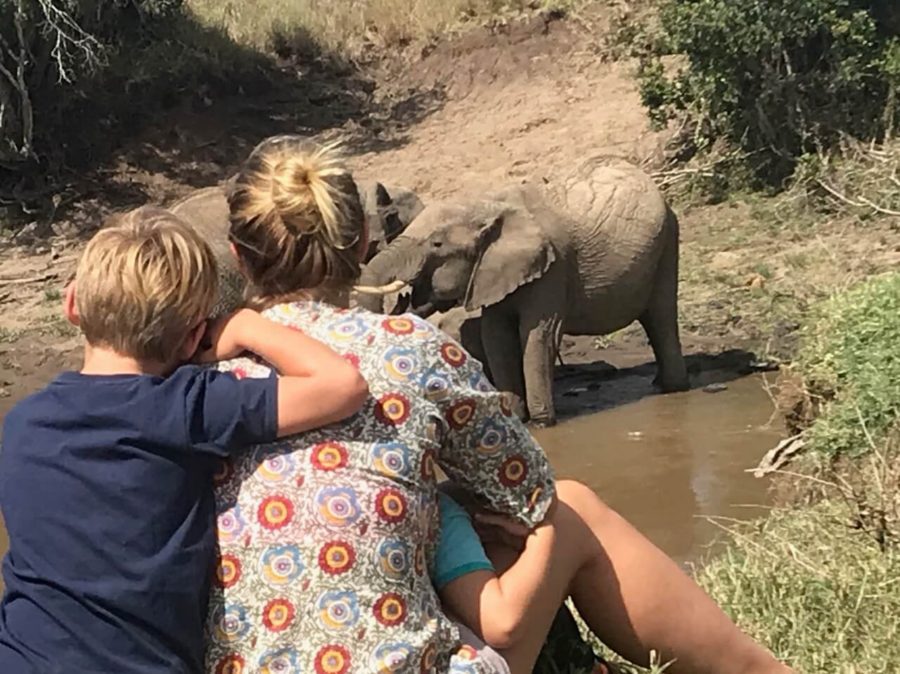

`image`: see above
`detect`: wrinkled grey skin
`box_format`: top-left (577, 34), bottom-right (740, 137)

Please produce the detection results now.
top-left (358, 157), bottom-right (689, 426)
top-left (427, 306), bottom-right (488, 372)
top-left (168, 179), bottom-right (423, 317)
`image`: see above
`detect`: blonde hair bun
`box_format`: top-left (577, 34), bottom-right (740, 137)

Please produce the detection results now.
top-left (228, 136), bottom-right (365, 299)
top-left (266, 144), bottom-right (349, 247)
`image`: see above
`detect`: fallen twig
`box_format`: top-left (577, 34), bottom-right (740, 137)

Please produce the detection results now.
top-left (856, 195), bottom-right (900, 217)
top-left (816, 179), bottom-right (865, 208)
top-left (0, 272), bottom-right (58, 286)
top-left (752, 434), bottom-right (807, 478)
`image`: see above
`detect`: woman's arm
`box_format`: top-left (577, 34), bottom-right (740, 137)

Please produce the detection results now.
top-left (198, 309), bottom-right (369, 435)
top-left (416, 326), bottom-right (556, 529)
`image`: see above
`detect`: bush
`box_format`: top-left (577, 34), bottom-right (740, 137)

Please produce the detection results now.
top-left (0, 0), bottom-right (283, 202)
top-left (0, 1), bottom-right (181, 164)
top-left (796, 272), bottom-right (900, 457)
top-left (639, 0), bottom-right (900, 185)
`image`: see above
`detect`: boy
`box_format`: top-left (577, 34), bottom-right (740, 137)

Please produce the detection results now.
top-left (0, 207), bottom-right (368, 673)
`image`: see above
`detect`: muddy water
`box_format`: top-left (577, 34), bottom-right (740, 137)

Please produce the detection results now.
top-left (536, 374), bottom-right (782, 565)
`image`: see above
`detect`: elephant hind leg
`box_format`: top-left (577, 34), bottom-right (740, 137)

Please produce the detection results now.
top-left (640, 210), bottom-right (689, 393)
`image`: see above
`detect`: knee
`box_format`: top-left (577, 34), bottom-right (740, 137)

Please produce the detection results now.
top-left (555, 479), bottom-right (600, 506)
top-left (554, 479), bottom-right (616, 524)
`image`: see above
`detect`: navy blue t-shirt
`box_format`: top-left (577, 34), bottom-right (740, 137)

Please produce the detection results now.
top-left (0, 366), bottom-right (278, 673)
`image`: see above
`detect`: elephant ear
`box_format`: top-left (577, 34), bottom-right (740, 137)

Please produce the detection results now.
top-left (464, 206), bottom-right (556, 311)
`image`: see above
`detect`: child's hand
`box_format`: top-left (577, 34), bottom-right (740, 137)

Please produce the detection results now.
top-left (194, 309), bottom-right (261, 363)
top-left (473, 511), bottom-right (532, 551)
top-left (474, 511), bottom-right (532, 537)
top-left (474, 520), bottom-right (526, 552)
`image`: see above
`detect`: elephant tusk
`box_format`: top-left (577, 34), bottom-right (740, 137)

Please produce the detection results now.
top-left (353, 280), bottom-right (409, 295)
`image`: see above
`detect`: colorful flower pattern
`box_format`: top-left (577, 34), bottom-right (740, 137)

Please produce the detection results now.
top-left (311, 442), bottom-right (349, 472)
top-left (317, 590), bottom-right (361, 631)
top-left (259, 647), bottom-right (302, 674)
top-left (206, 301), bottom-right (556, 674)
top-left (375, 538), bottom-right (410, 581)
top-left (318, 540), bottom-right (356, 575)
top-left (254, 451), bottom-right (296, 485)
top-left (216, 554), bottom-right (242, 589)
top-left (257, 495), bottom-right (293, 530)
top-left (259, 544), bottom-right (304, 588)
top-left (262, 599), bottom-right (296, 633)
top-left (214, 654), bottom-right (245, 674)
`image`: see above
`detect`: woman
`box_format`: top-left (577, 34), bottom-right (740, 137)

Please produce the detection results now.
top-left (203, 135), bottom-right (789, 674)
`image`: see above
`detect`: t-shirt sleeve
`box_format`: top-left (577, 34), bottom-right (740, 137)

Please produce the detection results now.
top-left (415, 322), bottom-right (556, 529)
top-left (182, 368), bottom-right (278, 456)
top-left (433, 492), bottom-right (494, 590)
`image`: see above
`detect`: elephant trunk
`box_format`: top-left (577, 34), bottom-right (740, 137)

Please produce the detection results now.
top-left (356, 236), bottom-right (424, 313)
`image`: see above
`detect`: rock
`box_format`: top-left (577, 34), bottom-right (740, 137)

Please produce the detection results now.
top-left (703, 383), bottom-right (728, 393)
top-left (745, 274), bottom-right (766, 289)
top-left (12, 221), bottom-right (40, 243)
top-left (748, 359), bottom-right (780, 372)
top-left (710, 251), bottom-right (741, 271)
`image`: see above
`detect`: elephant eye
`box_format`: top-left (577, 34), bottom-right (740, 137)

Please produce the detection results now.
top-left (431, 240), bottom-right (443, 249)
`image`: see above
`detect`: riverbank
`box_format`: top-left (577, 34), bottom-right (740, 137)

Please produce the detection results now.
top-left (1, 3), bottom-right (899, 673)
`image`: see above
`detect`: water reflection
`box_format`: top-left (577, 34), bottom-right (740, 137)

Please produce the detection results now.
top-left (535, 374), bottom-right (782, 565)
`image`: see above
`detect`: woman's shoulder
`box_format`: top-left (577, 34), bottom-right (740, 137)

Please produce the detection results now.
top-left (259, 301), bottom-right (436, 336)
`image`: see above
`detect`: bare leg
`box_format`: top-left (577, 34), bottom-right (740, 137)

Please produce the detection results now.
top-left (487, 481), bottom-right (790, 674)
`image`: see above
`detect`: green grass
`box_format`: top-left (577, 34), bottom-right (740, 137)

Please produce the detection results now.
top-left (186, 0), bottom-right (581, 54)
top-left (0, 327), bottom-right (23, 343)
top-left (696, 501), bottom-right (900, 674)
top-left (572, 497), bottom-right (899, 674)
top-left (795, 273), bottom-right (900, 457)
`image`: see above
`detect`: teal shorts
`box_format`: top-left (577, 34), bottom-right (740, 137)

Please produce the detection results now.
top-left (434, 492), bottom-right (495, 590)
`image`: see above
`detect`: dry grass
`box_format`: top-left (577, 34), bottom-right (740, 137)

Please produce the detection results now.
top-left (797, 139), bottom-right (900, 220)
top-left (695, 499), bottom-right (900, 674)
top-left (671, 145), bottom-right (900, 360)
top-left (185, 0), bottom-right (582, 55)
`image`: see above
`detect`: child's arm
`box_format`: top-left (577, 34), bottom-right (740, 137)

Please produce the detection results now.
top-left (197, 309), bottom-right (369, 436)
top-left (438, 522), bottom-right (556, 650)
top-left (434, 493), bottom-right (557, 650)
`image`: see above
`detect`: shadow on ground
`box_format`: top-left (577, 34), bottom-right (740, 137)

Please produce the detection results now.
top-left (0, 11), bottom-right (446, 243)
top-left (553, 349), bottom-right (773, 422)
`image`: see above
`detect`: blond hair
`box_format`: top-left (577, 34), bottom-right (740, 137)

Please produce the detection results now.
top-left (228, 136), bottom-right (364, 302)
top-left (75, 206), bottom-right (218, 362)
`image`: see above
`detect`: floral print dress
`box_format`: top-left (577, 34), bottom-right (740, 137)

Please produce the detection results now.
top-left (205, 301), bottom-right (556, 674)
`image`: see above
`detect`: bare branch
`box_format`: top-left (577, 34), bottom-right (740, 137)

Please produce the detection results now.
top-left (34, 0), bottom-right (105, 84)
top-left (13, 0), bottom-right (33, 156)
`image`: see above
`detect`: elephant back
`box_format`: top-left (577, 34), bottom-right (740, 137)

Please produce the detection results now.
top-left (169, 185), bottom-right (247, 317)
top-left (555, 156), bottom-right (669, 239)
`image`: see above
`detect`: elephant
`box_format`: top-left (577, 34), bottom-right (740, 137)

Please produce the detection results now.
top-left (168, 179), bottom-right (423, 317)
top-left (356, 157), bottom-right (690, 426)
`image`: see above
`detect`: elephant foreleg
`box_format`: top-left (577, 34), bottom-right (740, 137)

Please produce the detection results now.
top-left (519, 312), bottom-right (563, 427)
top-left (481, 309), bottom-right (527, 420)
top-left (459, 317), bottom-right (491, 382)
top-left (640, 209), bottom-right (689, 392)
